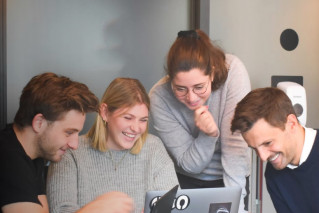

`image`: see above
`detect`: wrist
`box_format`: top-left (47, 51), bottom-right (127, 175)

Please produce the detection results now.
top-left (207, 129), bottom-right (219, 137)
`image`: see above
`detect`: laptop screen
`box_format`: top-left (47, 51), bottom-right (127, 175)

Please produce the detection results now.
top-left (150, 185), bottom-right (179, 213)
top-left (144, 186), bottom-right (241, 213)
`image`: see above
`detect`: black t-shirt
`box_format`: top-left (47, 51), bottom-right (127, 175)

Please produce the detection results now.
top-left (0, 124), bottom-right (45, 212)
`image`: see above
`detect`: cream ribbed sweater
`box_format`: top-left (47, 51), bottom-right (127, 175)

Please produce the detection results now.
top-left (46, 134), bottom-right (179, 213)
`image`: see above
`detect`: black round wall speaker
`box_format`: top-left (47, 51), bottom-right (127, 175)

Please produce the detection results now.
top-left (280, 29), bottom-right (299, 51)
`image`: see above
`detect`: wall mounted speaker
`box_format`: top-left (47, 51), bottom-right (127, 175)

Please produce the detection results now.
top-left (277, 81), bottom-right (307, 126)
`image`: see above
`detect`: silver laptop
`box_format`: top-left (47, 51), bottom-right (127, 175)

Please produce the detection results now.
top-left (144, 186), bottom-right (241, 213)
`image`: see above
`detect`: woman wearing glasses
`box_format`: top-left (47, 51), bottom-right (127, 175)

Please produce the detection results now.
top-left (149, 30), bottom-right (251, 213)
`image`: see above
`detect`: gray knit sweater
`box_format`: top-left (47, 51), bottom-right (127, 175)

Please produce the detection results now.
top-left (149, 54), bottom-right (251, 213)
top-left (46, 134), bottom-right (179, 213)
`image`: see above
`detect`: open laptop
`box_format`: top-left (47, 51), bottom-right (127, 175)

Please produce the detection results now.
top-left (150, 185), bottom-right (179, 213)
top-left (144, 186), bottom-right (241, 213)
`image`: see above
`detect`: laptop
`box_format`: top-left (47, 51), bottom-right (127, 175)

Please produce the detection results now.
top-left (144, 186), bottom-right (241, 213)
top-left (150, 185), bottom-right (179, 213)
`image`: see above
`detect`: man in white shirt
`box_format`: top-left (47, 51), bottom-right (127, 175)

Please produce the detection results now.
top-left (231, 87), bottom-right (319, 213)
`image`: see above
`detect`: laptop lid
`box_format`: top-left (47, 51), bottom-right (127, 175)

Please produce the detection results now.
top-left (144, 186), bottom-right (241, 213)
top-left (149, 185), bottom-right (179, 213)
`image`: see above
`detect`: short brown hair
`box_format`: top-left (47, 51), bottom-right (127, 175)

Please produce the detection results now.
top-left (166, 29), bottom-right (228, 91)
top-left (87, 78), bottom-right (150, 154)
top-left (14, 72), bottom-right (99, 128)
top-left (231, 87), bottom-right (296, 133)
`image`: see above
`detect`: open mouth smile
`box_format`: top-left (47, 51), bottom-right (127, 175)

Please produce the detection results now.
top-left (123, 132), bottom-right (136, 138)
top-left (269, 153), bottom-right (280, 162)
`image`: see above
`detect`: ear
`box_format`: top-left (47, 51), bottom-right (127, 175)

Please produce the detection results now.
top-left (99, 103), bottom-right (109, 122)
top-left (210, 73), bottom-right (214, 82)
top-left (286, 114), bottom-right (299, 131)
top-left (32, 113), bottom-right (46, 133)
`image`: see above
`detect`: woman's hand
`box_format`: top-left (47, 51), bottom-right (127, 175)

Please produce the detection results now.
top-left (194, 105), bottom-right (218, 137)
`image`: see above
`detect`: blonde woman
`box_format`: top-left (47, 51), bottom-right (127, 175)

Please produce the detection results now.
top-left (47, 78), bottom-right (179, 213)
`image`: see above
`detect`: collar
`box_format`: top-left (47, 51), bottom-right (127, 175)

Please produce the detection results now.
top-left (287, 127), bottom-right (317, 169)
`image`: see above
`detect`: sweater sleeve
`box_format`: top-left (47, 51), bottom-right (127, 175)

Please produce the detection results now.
top-left (219, 55), bottom-right (251, 213)
top-left (148, 135), bottom-right (180, 190)
top-left (47, 150), bottom-right (79, 213)
top-left (150, 82), bottom-right (218, 174)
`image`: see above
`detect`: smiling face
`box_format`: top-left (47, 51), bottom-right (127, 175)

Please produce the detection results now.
top-left (37, 110), bottom-right (86, 162)
top-left (242, 117), bottom-right (302, 170)
top-left (105, 103), bottom-right (149, 151)
top-left (171, 68), bottom-right (212, 110)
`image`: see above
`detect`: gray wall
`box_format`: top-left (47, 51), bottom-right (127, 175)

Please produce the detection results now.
top-left (7, 0), bottom-right (190, 132)
top-left (209, 1), bottom-right (319, 212)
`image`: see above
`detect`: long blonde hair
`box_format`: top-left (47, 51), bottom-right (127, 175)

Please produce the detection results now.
top-left (87, 78), bottom-right (150, 154)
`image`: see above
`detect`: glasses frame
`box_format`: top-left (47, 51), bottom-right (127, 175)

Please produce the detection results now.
top-left (171, 80), bottom-right (210, 97)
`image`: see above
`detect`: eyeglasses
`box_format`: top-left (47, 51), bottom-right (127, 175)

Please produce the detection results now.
top-left (171, 81), bottom-right (210, 97)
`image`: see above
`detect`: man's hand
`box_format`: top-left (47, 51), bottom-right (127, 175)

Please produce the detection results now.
top-left (78, 191), bottom-right (134, 213)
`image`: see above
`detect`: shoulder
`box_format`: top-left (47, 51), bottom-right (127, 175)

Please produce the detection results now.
top-left (0, 134), bottom-right (33, 170)
top-left (149, 76), bottom-right (170, 96)
top-left (63, 135), bottom-right (92, 159)
top-left (149, 76), bottom-right (175, 103)
top-left (225, 53), bottom-right (239, 63)
top-left (141, 134), bottom-right (173, 164)
top-left (78, 135), bottom-right (91, 148)
top-left (0, 150), bottom-right (36, 176)
top-left (0, 125), bottom-right (21, 152)
top-left (142, 134), bottom-right (168, 153)
top-left (144, 134), bottom-right (165, 147)
top-left (225, 54), bottom-right (248, 75)
top-left (149, 77), bottom-right (183, 112)
top-left (223, 54), bottom-right (251, 91)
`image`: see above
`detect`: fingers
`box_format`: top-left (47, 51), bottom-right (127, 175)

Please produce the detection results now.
top-left (92, 191), bottom-right (134, 213)
top-left (194, 106), bottom-right (218, 137)
top-left (194, 105), bottom-right (208, 117)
